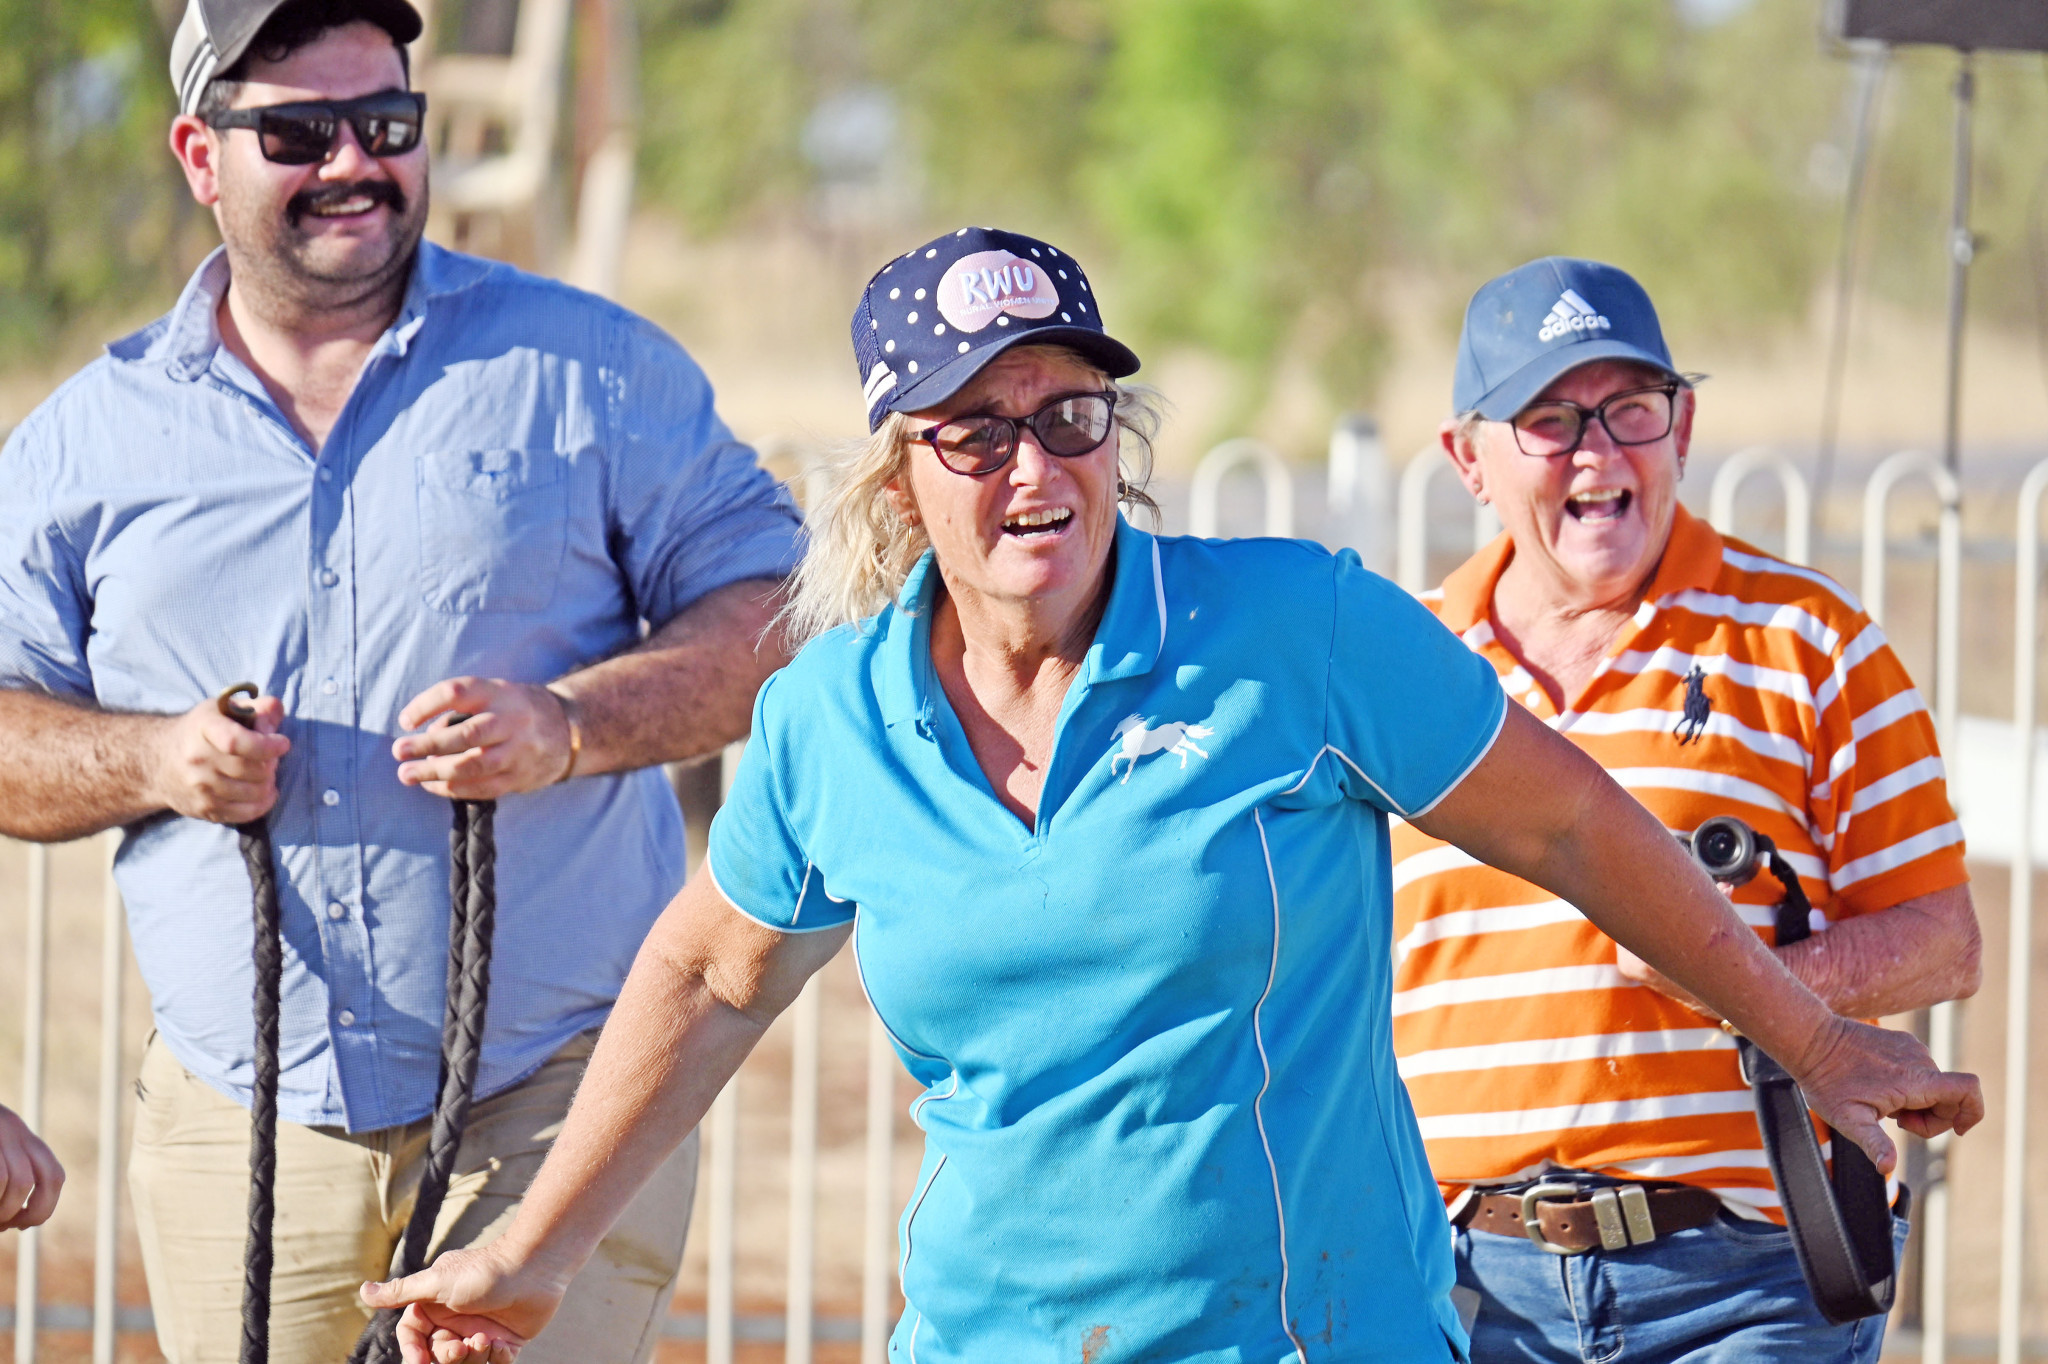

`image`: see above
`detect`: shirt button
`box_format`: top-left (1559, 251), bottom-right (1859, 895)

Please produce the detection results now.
top-left (322, 788), bottom-right (340, 806)
top-left (337, 1010), bottom-right (356, 1027)
top-left (321, 679), bottom-right (339, 696)
top-left (327, 902), bottom-right (346, 921)
top-left (318, 467), bottom-right (334, 483)
top-left (319, 569), bottom-right (339, 587)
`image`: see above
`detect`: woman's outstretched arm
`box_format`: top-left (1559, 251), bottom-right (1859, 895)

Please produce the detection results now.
top-left (1410, 703), bottom-right (1983, 1175)
top-left (362, 873), bottom-right (850, 1363)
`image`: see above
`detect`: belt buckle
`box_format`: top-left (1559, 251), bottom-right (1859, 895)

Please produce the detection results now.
top-left (1519, 1182), bottom-right (1590, 1256)
top-left (1519, 1182), bottom-right (1656, 1255)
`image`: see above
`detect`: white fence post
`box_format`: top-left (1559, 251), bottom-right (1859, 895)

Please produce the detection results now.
top-left (861, 1012), bottom-right (896, 1364)
top-left (704, 740), bottom-right (746, 1364)
top-left (15, 843), bottom-right (49, 1364)
top-left (705, 1082), bottom-right (738, 1364)
top-left (1861, 449), bottom-right (1963, 1364)
top-left (1999, 460), bottom-right (2048, 1364)
top-left (93, 835), bottom-right (122, 1364)
top-left (785, 977), bottom-right (821, 1364)
top-left (1396, 453), bottom-right (1447, 593)
top-left (1708, 447), bottom-right (1812, 566)
top-left (1326, 416), bottom-right (1391, 573)
top-left (1397, 453), bottom-right (1493, 594)
top-left (1189, 439), bottom-right (1293, 539)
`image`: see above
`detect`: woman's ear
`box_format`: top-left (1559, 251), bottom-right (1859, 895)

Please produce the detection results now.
top-left (884, 469), bottom-right (921, 528)
top-left (1441, 418), bottom-right (1488, 505)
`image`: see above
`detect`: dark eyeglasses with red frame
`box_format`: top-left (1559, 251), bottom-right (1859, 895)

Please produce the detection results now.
top-left (912, 390), bottom-right (1120, 477)
top-left (204, 89), bottom-right (428, 166)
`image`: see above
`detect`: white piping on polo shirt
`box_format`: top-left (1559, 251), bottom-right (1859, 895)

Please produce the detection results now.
top-left (789, 860), bottom-right (853, 928)
top-left (1277, 695), bottom-right (1506, 821)
top-left (850, 916), bottom-right (952, 1362)
top-left (1151, 536), bottom-right (1168, 654)
top-left (1251, 809), bottom-right (1310, 1364)
top-left (901, 1152), bottom-right (949, 1364)
top-left (702, 852), bottom-right (854, 935)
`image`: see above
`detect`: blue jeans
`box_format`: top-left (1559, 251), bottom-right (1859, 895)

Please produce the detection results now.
top-left (1453, 1210), bottom-right (1911, 1364)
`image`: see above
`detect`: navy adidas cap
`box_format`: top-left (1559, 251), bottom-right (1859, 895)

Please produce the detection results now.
top-left (1453, 257), bottom-right (1679, 421)
top-left (852, 227), bottom-right (1140, 431)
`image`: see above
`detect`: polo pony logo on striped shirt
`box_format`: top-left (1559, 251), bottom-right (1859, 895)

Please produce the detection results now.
top-left (1673, 665), bottom-right (1711, 746)
top-left (1109, 715), bottom-right (1215, 784)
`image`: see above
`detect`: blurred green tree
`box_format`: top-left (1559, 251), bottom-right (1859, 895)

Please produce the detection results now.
top-left (12, 0), bottom-right (2048, 427)
top-left (635, 1), bottom-right (2048, 423)
top-left (0, 0), bottom-right (194, 358)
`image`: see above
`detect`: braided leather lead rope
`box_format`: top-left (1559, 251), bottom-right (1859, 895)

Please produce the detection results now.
top-left (222, 687), bottom-right (282, 1364)
top-left (217, 687), bottom-right (502, 1364)
top-left (351, 797), bottom-right (499, 1364)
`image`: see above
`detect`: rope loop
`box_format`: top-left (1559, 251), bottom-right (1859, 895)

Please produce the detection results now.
top-left (352, 798), bottom-right (498, 1364)
top-left (222, 685), bottom-right (503, 1364)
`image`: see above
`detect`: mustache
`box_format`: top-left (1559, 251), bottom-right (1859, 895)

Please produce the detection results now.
top-left (286, 179), bottom-right (407, 225)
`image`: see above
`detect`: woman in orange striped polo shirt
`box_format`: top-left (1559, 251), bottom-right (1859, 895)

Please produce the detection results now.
top-left (1392, 257), bottom-right (1983, 1363)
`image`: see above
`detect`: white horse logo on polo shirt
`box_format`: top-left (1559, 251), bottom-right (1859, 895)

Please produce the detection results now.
top-left (1109, 715), bottom-right (1216, 784)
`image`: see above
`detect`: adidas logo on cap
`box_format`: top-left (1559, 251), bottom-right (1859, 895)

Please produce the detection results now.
top-left (1538, 289), bottom-right (1612, 344)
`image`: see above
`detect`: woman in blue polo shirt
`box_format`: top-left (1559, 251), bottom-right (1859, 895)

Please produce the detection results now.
top-left (367, 230), bottom-right (1980, 1364)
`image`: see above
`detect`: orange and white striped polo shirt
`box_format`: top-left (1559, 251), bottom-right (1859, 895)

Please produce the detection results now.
top-left (1389, 505), bottom-right (1967, 1220)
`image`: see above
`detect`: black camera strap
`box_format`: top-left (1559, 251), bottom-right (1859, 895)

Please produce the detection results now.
top-left (1739, 843), bottom-right (1900, 1325)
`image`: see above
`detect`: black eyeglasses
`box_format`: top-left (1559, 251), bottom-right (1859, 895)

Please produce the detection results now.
top-left (913, 390), bottom-right (1119, 477)
top-left (1510, 381), bottom-right (1685, 458)
top-left (205, 90), bottom-right (427, 165)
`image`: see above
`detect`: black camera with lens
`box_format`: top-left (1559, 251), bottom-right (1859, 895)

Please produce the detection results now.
top-left (1679, 815), bottom-right (1812, 946)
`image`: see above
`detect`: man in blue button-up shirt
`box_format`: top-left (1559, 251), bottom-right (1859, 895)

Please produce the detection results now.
top-left (0, 3), bottom-right (799, 1360)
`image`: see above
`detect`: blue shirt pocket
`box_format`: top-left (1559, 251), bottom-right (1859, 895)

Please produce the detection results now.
top-left (415, 449), bottom-right (568, 613)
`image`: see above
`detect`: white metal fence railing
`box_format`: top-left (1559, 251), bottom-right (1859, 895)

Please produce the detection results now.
top-left (9, 835), bottom-right (127, 1364)
top-left (6, 431), bottom-right (2045, 1362)
top-left (1188, 437), bottom-right (1295, 539)
top-left (1708, 446), bottom-right (1813, 567)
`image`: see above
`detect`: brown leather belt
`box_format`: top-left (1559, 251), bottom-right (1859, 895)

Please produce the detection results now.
top-left (1454, 1181), bottom-right (1723, 1255)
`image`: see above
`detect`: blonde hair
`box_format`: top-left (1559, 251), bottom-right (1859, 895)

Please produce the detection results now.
top-left (778, 350), bottom-right (1164, 647)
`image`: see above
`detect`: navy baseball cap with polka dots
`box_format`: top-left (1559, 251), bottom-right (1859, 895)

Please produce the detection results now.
top-left (852, 227), bottom-right (1140, 431)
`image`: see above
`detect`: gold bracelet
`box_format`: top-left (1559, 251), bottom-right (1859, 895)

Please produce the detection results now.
top-left (548, 687), bottom-right (582, 784)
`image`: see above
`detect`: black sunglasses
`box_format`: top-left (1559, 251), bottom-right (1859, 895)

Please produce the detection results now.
top-left (205, 90), bottom-right (427, 166)
top-left (913, 390), bottom-right (1120, 477)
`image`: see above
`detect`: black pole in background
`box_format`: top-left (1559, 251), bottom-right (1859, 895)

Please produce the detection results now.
top-left (1813, 44), bottom-right (1889, 521)
top-left (1942, 53), bottom-right (1976, 476)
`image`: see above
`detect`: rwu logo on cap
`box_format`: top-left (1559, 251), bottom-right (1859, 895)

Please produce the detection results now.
top-left (849, 227), bottom-right (1141, 432)
top-left (939, 252), bottom-right (1059, 332)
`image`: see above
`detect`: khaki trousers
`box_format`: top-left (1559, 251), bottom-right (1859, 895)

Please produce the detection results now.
top-left (129, 1030), bottom-right (699, 1364)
